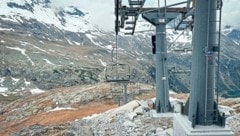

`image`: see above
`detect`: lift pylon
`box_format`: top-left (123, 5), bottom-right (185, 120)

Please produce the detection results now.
top-left (115, 0), bottom-right (194, 113)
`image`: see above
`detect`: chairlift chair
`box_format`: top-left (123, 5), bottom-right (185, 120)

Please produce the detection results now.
top-left (105, 63), bottom-right (131, 82)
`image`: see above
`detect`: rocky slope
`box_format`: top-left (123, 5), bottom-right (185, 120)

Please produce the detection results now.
top-left (0, 83), bottom-right (239, 135)
top-left (0, 0), bottom-right (239, 97)
top-left (0, 0), bottom-right (155, 97)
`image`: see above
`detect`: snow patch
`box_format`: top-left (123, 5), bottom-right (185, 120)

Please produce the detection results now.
top-left (6, 46), bottom-right (35, 65)
top-left (105, 45), bottom-right (113, 50)
top-left (0, 27), bottom-right (15, 31)
top-left (0, 87), bottom-right (8, 93)
top-left (86, 33), bottom-right (101, 46)
top-left (48, 107), bottom-right (77, 112)
top-left (1, 93), bottom-right (8, 96)
top-left (67, 39), bottom-right (73, 45)
top-left (137, 58), bottom-right (144, 61)
top-left (32, 45), bottom-right (48, 53)
top-left (73, 41), bottom-right (81, 46)
top-left (0, 1), bottom-right (98, 33)
top-left (30, 88), bottom-right (45, 94)
top-left (11, 77), bottom-right (20, 85)
top-left (43, 58), bottom-right (55, 65)
top-left (0, 77), bottom-right (5, 83)
top-left (218, 105), bottom-right (235, 116)
top-left (48, 49), bottom-right (55, 52)
top-left (19, 41), bottom-right (29, 46)
top-left (83, 113), bottom-right (102, 120)
top-left (233, 40), bottom-right (240, 45)
top-left (169, 91), bottom-right (177, 94)
top-left (24, 78), bottom-right (31, 85)
top-left (99, 59), bottom-right (106, 67)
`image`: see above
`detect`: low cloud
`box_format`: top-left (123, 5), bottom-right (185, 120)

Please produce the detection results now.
top-left (51, 0), bottom-right (114, 31)
top-left (222, 0), bottom-right (240, 29)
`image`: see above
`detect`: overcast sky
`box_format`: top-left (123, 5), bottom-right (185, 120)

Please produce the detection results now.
top-left (51, 0), bottom-right (240, 30)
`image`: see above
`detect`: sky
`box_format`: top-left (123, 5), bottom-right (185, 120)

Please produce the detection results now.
top-left (51, 0), bottom-right (240, 31)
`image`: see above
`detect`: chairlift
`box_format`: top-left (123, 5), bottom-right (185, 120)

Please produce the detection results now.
top-left (105, 63), bottom-right (131, 82)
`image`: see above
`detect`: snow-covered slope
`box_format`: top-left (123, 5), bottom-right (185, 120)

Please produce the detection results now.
top-left (222, 25), bottom-right (240, 45)
top-left (0, 0), bottom-right (99, 33)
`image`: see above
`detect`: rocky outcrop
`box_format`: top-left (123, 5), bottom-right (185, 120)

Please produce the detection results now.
top-left (0, 65), bottom-right (99, 90)
top-left (12, 100), bottom-right (174, 136)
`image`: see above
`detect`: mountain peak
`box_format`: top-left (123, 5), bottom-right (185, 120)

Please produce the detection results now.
top-left (0, 0), bottom-right (96, 33)
top-left (63, 6), bottom-right (85, 17)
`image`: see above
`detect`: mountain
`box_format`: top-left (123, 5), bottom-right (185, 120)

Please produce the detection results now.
top-left (0, 0), bottom-right (153, 97)
top-left (0, 0), bottom-right (239, 98)
top-left (0, 1), bottom-right (240, 135)
top-left (222, 25), bottom-right (240, 45)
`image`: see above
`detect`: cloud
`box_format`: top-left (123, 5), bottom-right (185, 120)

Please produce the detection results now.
top-left (222, 0), bottom-right (240, 29)
top-left (51, 0), bottom-right (114, 31)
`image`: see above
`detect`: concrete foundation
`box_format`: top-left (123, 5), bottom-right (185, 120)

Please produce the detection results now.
top-left (173, 114), bottom-right (234, 136)
top-left (150, 110), bottom-right (174, 118)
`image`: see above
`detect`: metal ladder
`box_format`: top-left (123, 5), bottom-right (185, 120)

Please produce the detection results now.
top-left (124, 0), bottom-right (145, 35)
top-left (205, 0), bottom-right (223, 124)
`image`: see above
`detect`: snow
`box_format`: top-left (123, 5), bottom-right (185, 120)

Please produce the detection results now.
top-left (83, 113), bottom-right (101, 120)
top-left (105, 45), bottom-right (113, 50)
top-left (233, 40), bottom-right (239, 45)
top-left (86, 33), bottom-right (95, 43)
top-left (30, 88), bottom-right (45, 94)
top-left (170, 97), bottom-right (180, 102)
top-left (48, 49), bottom-right (55, 52)
top-left (167, 29), bottom-right (192, 43)
top-left (6, 46), bottom-right (35, 65)
top-left (0, 77), bottom-right (5, 83)
top-left (67, 39), bottom-right (73, 45)
top-left (24, 78), bottom-right (31, 85)
top-left (1, 40), bottom-right (5, 43)
top-left (136, 58), bottom-right (144, 61)
top-left (180, 51), bottom-right (192, 55)
top-left (48, 107), bottom-right (77, 112)
top-left (73, 41), bottom-right (81, 46)
top-left (99, 59), bottom-right (106, 67)
top-left (0, 1), bottom-right (99, 33)
top-left (1, 93), bottom-right (8, 96)
top-left (19, 41), bottom-right (29, 46)
top-left (11, 77), bottom-right (20, 85)
top-left (218, 105), bottom-right (235, 116)
top-left (222, 27), bottom-right (233, 36)
top-left (32, 45), bottom-right (48, 53)
top-left (0, 87), bottom-right (8, 93)
top-left (150, 97), bottom-right (182, 103)
top-left (43, 58), bottom-right (55, 65)
top-left (169, 91), bottom-right (177, 94)
top-left (0, 27), bottom-right (15, 31)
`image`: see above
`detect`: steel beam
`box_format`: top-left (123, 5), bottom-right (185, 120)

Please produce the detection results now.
top-left (188, 0), bottom-right (218, 125)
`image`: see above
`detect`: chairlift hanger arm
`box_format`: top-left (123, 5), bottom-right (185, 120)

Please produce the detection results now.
top-left (115, 0), bottom-right (122, 35)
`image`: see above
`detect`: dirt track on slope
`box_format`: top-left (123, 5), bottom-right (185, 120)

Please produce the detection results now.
top-left (0, 101), bottom-right (117, 136)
